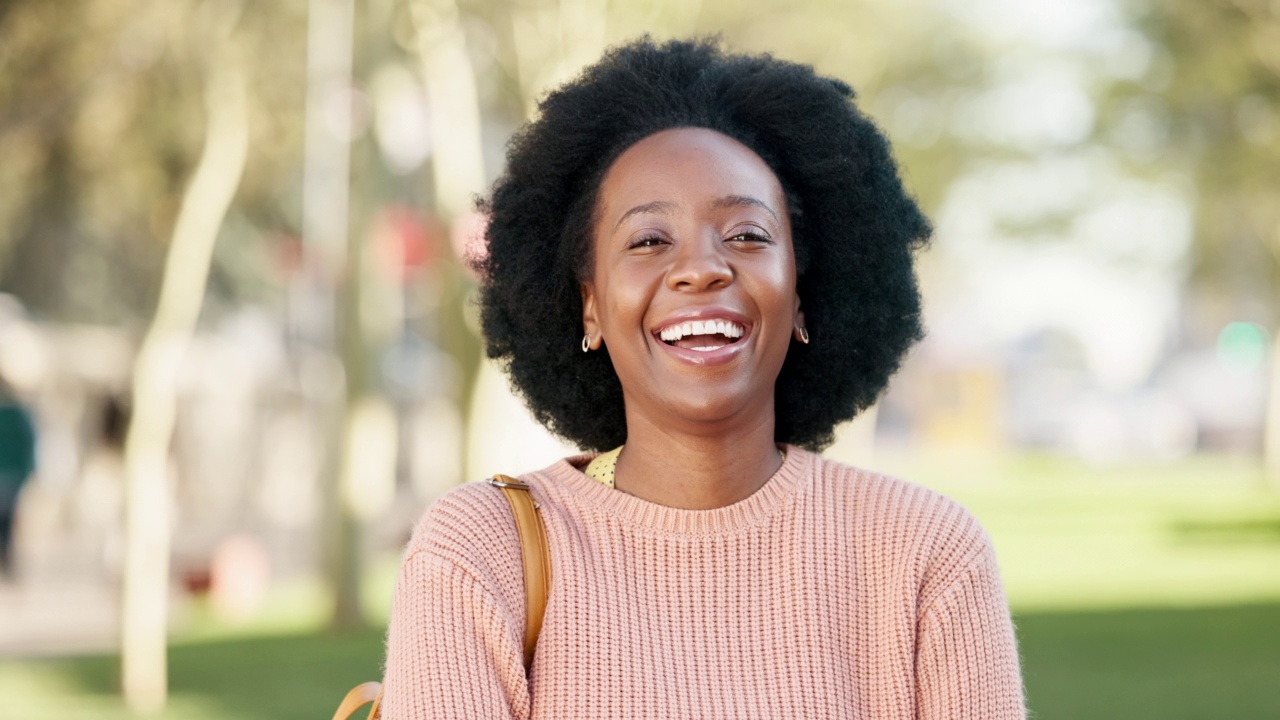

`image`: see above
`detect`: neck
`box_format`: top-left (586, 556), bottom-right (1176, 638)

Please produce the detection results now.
top-left (613, 410), bottom-right (783, 510)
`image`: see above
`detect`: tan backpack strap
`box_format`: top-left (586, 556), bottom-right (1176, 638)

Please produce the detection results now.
top-left (332, 681), bottom-right (381, 720)
top-left (488, 474), bottom-right (552, 669)
top-left (338, 476), bottom-right (548, 720)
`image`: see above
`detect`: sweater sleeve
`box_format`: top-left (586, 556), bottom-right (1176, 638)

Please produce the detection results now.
top-left (381, 483), bottom-right (532, 720)
top-left (914, 541), bottom-right (1026, 720)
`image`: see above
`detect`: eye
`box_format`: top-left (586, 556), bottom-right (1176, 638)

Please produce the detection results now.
top-left (727, 229), bottom-right (772, 245)
top-left (628, 234), bottom-right (669, 249)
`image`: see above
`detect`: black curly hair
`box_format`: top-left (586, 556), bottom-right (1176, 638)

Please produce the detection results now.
top-left (477, 37), bottom-right (930, 452)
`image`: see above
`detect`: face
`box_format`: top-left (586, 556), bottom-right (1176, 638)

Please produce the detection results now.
top-left (581, 127), bottom-right (805, 433)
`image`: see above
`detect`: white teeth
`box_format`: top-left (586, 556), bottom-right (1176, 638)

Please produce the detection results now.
top-left (657, 319), bottom-right (745, 343)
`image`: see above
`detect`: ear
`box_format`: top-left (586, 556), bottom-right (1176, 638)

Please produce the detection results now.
top-left (791, 306), bottom-right (807, 343)
top-left (581, 281), bottom-right (603, 350)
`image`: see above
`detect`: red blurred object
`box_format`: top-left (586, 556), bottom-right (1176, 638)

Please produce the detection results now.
top-left (182, 567), bottom-right (213, 595)
top-left (374, 205), bottom-right (442, 282)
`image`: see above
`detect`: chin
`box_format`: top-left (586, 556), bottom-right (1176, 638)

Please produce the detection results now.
top-left (657, 391), bottom-right (765, 428)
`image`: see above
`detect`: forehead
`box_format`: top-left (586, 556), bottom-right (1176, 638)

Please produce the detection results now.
top-left (595, 128), bottom-right (785, 218)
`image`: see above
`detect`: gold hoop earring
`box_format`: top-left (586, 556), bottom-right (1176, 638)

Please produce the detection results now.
top-left (582, 334), bottom-right (591, 353)
top-left (797, 326), bottom-right (810, 344)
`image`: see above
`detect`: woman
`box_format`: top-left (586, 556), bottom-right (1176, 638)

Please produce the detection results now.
top-left (383, 38), bottom-right (1025, 719)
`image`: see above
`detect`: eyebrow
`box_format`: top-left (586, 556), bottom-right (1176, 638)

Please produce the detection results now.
top-left (612, 195), bottom-right (779, 231)
top-left (712, 195), bottom-right (780, 221)
top-left (613, 200), bottom-right (679, 230)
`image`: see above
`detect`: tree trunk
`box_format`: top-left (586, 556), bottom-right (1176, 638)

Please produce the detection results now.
top-left (302, 0), bottom-right (363, 630)
top-left (120, 51), bottom-right (248, 714)
top-left (413, 0), bottom-right (486, 223)
top-left (412, 0), bottom-right (489, 483)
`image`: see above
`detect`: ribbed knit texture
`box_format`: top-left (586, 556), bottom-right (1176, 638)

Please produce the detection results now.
top-left (382, 447), bottom-right (1026, 719)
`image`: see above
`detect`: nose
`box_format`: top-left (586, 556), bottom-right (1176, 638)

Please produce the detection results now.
top-left (666, 235), bottom-right (732, 292)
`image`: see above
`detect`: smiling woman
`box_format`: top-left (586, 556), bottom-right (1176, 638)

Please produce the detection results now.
top-left (381, 38), bottom-right (1026, 719)
top-left (579, 128), bottom-right (803, 507)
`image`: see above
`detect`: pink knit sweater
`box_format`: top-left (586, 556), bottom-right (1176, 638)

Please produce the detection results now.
top-left (382, 447), bottom-right (1026, 719)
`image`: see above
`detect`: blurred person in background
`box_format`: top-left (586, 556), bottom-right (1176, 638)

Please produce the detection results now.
top-left (78, 395), bottom-right (129, 579)
top-left (0, 376), bottom-right (36, 581)
top-left (382, 38), bottom-right (1025, 719)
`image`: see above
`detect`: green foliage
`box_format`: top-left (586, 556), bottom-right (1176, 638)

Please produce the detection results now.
top-left (0, 0), bottom-right (1002, 325)
top-left (0, 1), bottom-right (309, 323)
top-left (1103, 0), bottom-right (1280, 312)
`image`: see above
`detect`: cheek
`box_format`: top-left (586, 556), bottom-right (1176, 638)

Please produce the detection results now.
top-left (598, 269), bottom-right (652, 333)
top-left (748, 259), bottom-right (798, 314)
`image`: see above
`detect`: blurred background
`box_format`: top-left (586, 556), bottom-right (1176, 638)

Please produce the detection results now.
top-left (0, 0), bottom-right (1277, 717)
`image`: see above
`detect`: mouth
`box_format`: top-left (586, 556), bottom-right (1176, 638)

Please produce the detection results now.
top-left (655, 318), bottom-right (748, 353)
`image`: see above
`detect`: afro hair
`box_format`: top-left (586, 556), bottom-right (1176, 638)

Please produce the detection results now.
top-left (477, 37), bottom-right (930, 452)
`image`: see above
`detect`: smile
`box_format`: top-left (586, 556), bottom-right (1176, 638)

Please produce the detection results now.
top-left (654, 317), bottom-right (749, 358)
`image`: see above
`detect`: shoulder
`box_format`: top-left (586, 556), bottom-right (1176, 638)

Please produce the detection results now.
top-left (805, 451), bottom-right (995, 601)
top-left (405, 454), bottom-right (588, 566)
top-left (402, 480), bottom-right (523, 599)
top-left (806, 452), bottom-right (984, 546)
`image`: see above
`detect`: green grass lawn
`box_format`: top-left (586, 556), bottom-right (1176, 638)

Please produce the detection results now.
top-left (3, 451), bottom-right (1279, 719)
top-left (6, 601), bottom-right (1277, 720)
top-left (1017, 602), bottom-right (1280, 720)
top-left (0, 628), bottom-right (386, 720)
top-left (880, 450), bottom-right (1280, 611)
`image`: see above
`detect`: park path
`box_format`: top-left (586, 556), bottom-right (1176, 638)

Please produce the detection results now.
top-left (0, 578), bottom-right (120, 657)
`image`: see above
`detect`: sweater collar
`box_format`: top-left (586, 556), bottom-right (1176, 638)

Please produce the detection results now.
top-left (535, 445), bottom-right (814, 535)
